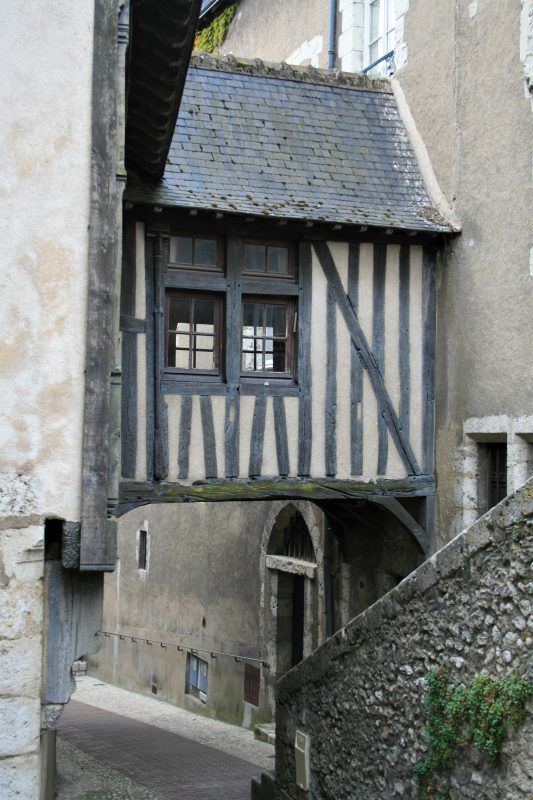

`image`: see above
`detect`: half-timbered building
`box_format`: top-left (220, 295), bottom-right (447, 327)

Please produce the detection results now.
top-left (93, 54), bottom-right (455, 725)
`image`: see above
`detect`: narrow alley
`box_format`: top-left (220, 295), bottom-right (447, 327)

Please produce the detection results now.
top-left (56, 677), bottom-right (274, 800)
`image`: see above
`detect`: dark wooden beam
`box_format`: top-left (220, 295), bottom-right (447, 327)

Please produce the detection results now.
top-left (297, 241), bottom-right (312, 476)
top-left (117, 474), bottom-right (435, 514)
top-left (399, 244), bottom-right (410, 438)
top-left (348, 242), bottom-right (363, 475)
top-left (274, 397), bottom-right (290, 477)
top-left (79, 0), bottom-right (120, 570)
top-left (325, 283), bottom-right (337, 476)
top-left (368, 495), bottom-right (430, 556)
top-left (372, 243), bottom-right (387, 474)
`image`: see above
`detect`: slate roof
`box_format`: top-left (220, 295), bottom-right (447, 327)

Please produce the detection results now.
top-left (126, 55), bottom-right (451, 232)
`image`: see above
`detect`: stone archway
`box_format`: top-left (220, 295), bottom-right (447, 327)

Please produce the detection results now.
top-left (260, 502), bottom-right (326, 715)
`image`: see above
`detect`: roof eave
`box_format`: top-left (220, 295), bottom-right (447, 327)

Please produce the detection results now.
top-left (125, 0), bottom-right (202, 182)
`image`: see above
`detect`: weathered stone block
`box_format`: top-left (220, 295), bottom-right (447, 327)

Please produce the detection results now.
top-left (0, 697), bottom-right (41, 756)
top-left (0, 754), bottom-right (40, 799)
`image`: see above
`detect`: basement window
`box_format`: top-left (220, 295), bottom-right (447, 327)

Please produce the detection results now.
top-left (186, 653), bottom-right (208, 703)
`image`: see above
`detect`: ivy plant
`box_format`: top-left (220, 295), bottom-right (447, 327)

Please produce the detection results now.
top-left (415, 668), bottom-right (533, 799)
top-left (194, 4), bottom-right (238, 54)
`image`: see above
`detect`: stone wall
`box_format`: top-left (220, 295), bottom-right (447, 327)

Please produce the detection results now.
top-left (275, 479), bottom-right (533, 800)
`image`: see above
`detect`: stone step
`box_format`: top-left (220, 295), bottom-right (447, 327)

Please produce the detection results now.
top-left (254, 722), bottom-right (276, 744)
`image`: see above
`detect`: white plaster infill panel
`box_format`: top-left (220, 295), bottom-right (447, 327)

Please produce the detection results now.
top-left (266, 555), bottom-right (316, 580)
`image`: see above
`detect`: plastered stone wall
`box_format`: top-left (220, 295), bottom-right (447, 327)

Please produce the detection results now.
top-left (275, 479), bottom-right (533, 800)
top-left (221, 0), bottom-right (329, 68)
top-left (396, 0), bottom-right (533, 545)
top-left (90, 500), bottom-right (327, 727)
top-left (0, 1), bottom-right (94, 793)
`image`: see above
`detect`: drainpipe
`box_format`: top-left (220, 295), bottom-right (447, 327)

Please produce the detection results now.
top-left (328, 0), bottom-right (337, 69)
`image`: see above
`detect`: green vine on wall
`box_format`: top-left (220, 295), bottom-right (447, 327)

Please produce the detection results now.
top-left (194, 4), bottom-right (238, 54)
top-left (415, 668), bottom-right (533, 799)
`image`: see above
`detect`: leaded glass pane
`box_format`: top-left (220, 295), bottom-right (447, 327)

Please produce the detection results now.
top-left (244, 243), bottom-right (265, 272)
top-left (170, 237), bottom-right (193, 264)
top-left (267, 246), bottom-right (289, 274)
top-left (168, 297), bottom-right (190, 330)
top-left (193, 298), bottom-right (215, 327)
top-left (194, 238), bottom-right (218, 266)
top-left (265, 304), bottom-right (286, 336)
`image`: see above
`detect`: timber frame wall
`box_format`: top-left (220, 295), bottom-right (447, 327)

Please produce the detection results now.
top-left (117, 209), bottom-right (441, 552)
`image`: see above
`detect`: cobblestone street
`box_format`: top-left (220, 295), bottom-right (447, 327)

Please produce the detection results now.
top-left (56, 677), bottom-right (274, 800)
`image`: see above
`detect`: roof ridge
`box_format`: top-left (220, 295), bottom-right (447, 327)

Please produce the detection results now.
top-left (189, 52), bottom-right (393, 93)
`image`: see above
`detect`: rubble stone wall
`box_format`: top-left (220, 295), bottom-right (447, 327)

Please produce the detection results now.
top-left (275, 479), bottom-right (533, 800)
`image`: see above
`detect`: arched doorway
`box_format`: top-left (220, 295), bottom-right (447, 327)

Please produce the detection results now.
top-left (262, 503), bottom-right (324, 699)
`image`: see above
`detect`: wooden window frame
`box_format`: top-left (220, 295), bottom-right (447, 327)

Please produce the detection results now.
top-left (164, 290), bottom-right (224, 382)
top-left (240, 295), bottom-right (296, 383)
top-left (168, 234), bottom-right (224, 274)
top-left (241, 239), bottom-right (296, 281)
top-left (185, 653), bottom-right (208, 703)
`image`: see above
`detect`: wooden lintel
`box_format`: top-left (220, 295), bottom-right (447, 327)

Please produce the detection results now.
top-left (116, 475), bottom-right (435, 516)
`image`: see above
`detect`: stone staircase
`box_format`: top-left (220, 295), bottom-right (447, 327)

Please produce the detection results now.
top-left (251, 770), bottom-right (275, 800)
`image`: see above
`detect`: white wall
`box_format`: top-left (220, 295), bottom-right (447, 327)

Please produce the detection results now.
top-left (0, 2), bottom-right (95, 793)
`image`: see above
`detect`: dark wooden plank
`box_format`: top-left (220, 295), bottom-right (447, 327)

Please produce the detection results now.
top-left (200, 395), bottom-right (218, 479)
top-left (421, 494), bottom-right (436, 556)
top-left (120, 315), bottom-right (146, 333)
top-left (121, 332), bottom-right (137, 479)
top-left (162, 381), bottom-right (228, 396)
top-left (224, 390), bottom-right (240, 478)
top-left (297, 241), bottom-right (312, 477)
top-left (399, 244), bottom-right (410, 439)
top-left (120, 217), bottom-right (136, 317)
top-left (226, 237), bottom-right (242, 387)
top-left (177, 395), bottom-right (192, 480)
top-left (144, 235), bottom-right (155, 482)
top-left (422, 247), bottom-right (437, 475)
top-left (240, 384), bottom-right (301, 397)
top-left (313, 241), bottom-right (421, 476)
top-left (373, 243), bottom-right (387, 475)
top-left (80, 0), bottom-right (121, 570)
top-left (274, 397), bottom-right (290, 477)
top-left (165, 272), bottom-right (227, 292)
top-left (325, 283), bottom-right (337, 476)
top-left (348, 242), bottom-right (363, 475)
top-left (249, 395), bottom-right (267, 477)
top-left (240, 278), bottom-right (299, 296)
top-left (153, 231), bottom-right (169, 480)
top-left (117, 474), bottom-right (436, 514)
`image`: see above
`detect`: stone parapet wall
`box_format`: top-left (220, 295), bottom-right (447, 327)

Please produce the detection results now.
top-left (275, 479), bottom-right (533, 800)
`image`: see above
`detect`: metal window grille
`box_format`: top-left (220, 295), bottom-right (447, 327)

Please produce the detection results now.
top-left (487, 443), bottom-right (507, 509)
top-left (139, 530), bottom-right (147, 570)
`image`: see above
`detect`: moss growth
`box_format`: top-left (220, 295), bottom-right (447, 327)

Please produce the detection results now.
top-left (415, 668), bottom-right (533, 798)
top-left (194, 4), bottom-right (237, 54)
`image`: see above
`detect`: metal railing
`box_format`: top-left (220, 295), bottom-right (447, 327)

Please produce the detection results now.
top-left (98, 630), bottom-right (269, 668)
top-left (362, 49), bottom-right (395, 76)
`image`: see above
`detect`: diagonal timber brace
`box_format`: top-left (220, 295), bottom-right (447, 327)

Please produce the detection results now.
top-left (313, 241), bottom-right (421, 476)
